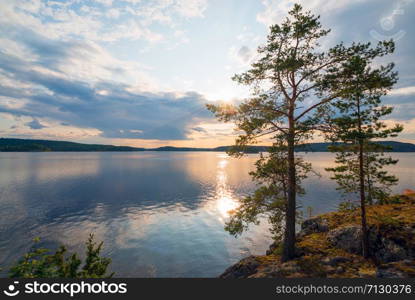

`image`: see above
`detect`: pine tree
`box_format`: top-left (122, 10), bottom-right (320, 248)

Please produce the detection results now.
top-left (207, 4), bottom-right (391, 261)
top-left (325, 53), bottom-right (403, 258)
top-left (225, 142), bottom-right (312, 246)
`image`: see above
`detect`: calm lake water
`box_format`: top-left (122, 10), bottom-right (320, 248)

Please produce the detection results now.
top-left (0, 152), bottom-right (414, 277)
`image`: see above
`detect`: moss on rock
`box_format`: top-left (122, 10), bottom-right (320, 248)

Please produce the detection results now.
top-left (220, 193), bottom-right (415, 278)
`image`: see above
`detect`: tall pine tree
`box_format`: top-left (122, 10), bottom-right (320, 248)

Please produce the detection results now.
top-left (207, 4), bottom-right (396, 261)
top-left (326, 52), bottom-right (403, 258)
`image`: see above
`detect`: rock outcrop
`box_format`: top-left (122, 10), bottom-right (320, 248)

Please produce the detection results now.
top-left (300, 216), bottom-right (329, 235)
top-left (220, 256), bottom-right (260, 279)
top-left (326, 223), bottom-right (414, 263)
top-left (220, 193), bottom-right (415, 278)
top-left (327, 225), bottom-right (363, 254)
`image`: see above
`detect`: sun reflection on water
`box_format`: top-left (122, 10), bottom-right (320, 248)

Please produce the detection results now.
top-left (215, 155), bottom-right (239, 219)
top-left (216, 193), bottom-right (238, 218)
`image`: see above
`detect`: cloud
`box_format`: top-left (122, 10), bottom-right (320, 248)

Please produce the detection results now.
top-left (389, 103), bottom-right (415, 121)
top-left (106, 8), bottom-right (121, 19)
top-left (237, 46), bottom-right (252, 63)
top-left (1, 115), bottom-right (103, 140)
top-left (0, 0), bottom-right (413, 144)
top-left (186, 122), bottom-right (237, 141)
top-left (25, 119), bottom-right (47, 130)
top-left (390, 86), bottom-right (415, 96)
top-left (236, 26), bottom-right (261, 43)
top-left (256, 0), bottom-right (373, 26)
top-left (0, 25), bottom-right (159, 93)
top-left (94, 0), bottom-right (113, 6)
top-left (0, 0), bottom-right (208, 44)
top-left (191, 127), bottom-right (207, 133)
top-left (174, 0), bottom-right (208, 18)
top-left (0, 45), bottom-right (212, 140)
top-left (0, 3), bottom-right (213, 142)
top-left (229, 45), bottom-right (254, 66)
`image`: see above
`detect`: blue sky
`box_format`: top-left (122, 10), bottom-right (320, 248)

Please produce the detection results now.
top-left (0, 0), bottom-right (414, 147)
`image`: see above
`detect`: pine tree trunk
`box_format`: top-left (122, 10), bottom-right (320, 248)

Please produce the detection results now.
top-left (359, 140), bottom-right (370, 258)
top-left (365, 153), bottom-right (373, 205)
top-left (282, 118), bottom-right (296, 262)
top-left (357, 99), bottom-right (370, 259)
top-left (367, 175), bottom-right (373, 205)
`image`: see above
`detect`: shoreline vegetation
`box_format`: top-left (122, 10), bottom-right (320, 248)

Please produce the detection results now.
top-left (4, 234), bottom-right (113, 278)
top-left (0, 138), bottom-right (415, 153)
top-left (220, 190), bottom-right (415, 278)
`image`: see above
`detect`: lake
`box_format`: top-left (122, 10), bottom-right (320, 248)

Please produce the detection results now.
top-left (0, 152), bottom-right (414, 277)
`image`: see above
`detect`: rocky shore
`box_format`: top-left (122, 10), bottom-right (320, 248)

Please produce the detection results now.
top-left (220, 191), bottom-right (415, 278)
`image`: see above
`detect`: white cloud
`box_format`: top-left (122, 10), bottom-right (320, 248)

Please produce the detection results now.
top-left (229, 45), bottom-right (254, 66)
top-left (0, 0), bottom-right (206, 44)
top-left (236, 27), bottom-right (260, 43)
top-left (125, 3), bottom-right (173, 26)
top-left (121, 0), bottom-right (142, 3)
top-left (238, 46), bottom-right (252, 63)
top-left (100, 20), bottom-right (163, 43)
top-left (256, 0), bottom-right (371, 26)
top-left (0, 113), bottom-right (103, 140)
top-left (174, 30), bottom-right (190, 44)
top-left (390, 86), bottom-right (415, 96)
top-left (106, 8), bottom-right (120, 19)
top-left (174, 0), bottom-right (208, 18)
top-left (0, 96), bottom-right (28, 110)
top-left (130, 129), bottom-right (143, 134)
top-left (94, 0), bottom-right (113, 7)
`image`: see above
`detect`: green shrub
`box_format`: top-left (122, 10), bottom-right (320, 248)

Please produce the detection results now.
top-left (338, 200), bottom-right (358, 212)
top-left (386, 195), bottom-right (405, 204)
top-left (371, 215), bottom-right (401, 227)
top-left (9, 234), bottom-right (113, 278)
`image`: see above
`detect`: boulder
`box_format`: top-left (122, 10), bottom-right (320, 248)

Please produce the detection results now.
top-left (219, 256), bottom-right (260, 278)
top-left (327, 225), bottom-right (412, 263)
top-left (300, 217), bottom-right (329, 236)
top-left (321, 256), bottom-right (351, 266)
top-left (376, 260), bottom-right (415, 278)
top-left (327, 225), bottom-right (362, 254)
top-left (373, 237), bottom-right (408, 263)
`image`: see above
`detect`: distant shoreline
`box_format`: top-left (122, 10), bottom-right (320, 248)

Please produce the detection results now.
top-left (1, 149), bottom-right (415, 153)
top-left (1, 138), bottom-right (415, 153)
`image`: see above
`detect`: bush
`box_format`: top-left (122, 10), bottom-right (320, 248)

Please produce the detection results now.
top-left (9, 234), bottom-right (113, 278)
top-left (338, 200), bottom-right (358, 212)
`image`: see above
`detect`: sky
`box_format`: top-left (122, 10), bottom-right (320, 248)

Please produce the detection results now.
top-left (0, 0), bottom-right (414, 148)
